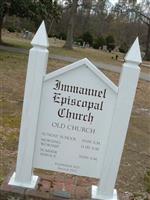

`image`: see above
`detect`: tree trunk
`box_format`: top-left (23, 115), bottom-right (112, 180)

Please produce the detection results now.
top-left (0, 17), bottom-right (3, 44)
top-left (64, 0), bottom-right (78, 49)
top-left (48, 18), bottom-right (54, 36)
top-left (144, 24), bottom-right (150, 61)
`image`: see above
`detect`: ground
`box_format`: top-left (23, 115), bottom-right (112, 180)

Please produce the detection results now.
top-left (0, 31), bottom-right (150, 199)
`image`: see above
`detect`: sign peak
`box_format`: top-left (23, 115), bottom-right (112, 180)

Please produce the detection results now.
top-left (31, 21), bottom-right (49, 48)
top-left (125, 37), bottom-right (142, 64)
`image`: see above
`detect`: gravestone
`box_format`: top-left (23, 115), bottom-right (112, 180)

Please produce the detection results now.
top-left (6, 21), bottom-right (141, 200)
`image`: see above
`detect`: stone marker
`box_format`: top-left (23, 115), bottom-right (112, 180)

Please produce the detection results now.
top-left (8, 21), bottom-right (141, 200)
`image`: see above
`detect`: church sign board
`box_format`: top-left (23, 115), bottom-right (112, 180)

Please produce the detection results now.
top-left (33, 59), bottom-right (117, 179)
top-left (8, 22), bottom-right (142, 200)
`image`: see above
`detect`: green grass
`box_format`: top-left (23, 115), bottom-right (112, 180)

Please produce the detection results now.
top-left (144, 169), bottom-right (150, 192)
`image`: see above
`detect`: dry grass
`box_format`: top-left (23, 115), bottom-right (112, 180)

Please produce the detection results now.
top-left (2, 30), bottom-right (150, 74)
top-left (0, 51), bottom-right (68, 183)
top-left (0, 44), bottom-right (150, 195)
top-left (2, 30), bottom-right (123, 65)
top-left (2, 30), bottom-right (31, 49)
top-left (3, 32), bottom-right (122, 64)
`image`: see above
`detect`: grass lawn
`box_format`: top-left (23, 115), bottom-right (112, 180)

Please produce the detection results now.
top-left (2, 31), bottom-right (124, 66)
top-left (0, 49), bottom-right (150, 198)
top-left (2, 31), bottom-right (150, 75)
top-left (1, 27), bottom-right (150, 199)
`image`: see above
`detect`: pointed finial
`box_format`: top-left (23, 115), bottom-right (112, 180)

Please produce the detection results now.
top-left (125, 37), bottom-right (142, 64)
top-left (31, 21), bottom-right (49, 48)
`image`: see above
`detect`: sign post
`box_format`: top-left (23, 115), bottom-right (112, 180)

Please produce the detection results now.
top-left (92, 38), bottom-right (141, 199)
top-left (8, 21), bottom-right (141, 200)
top-left (9, 21), bottom-right (49, 188)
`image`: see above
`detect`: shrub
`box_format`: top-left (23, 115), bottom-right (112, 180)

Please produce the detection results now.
top-left (7, 27), bottom-right (15, 32)
top-left (119, 42), bottom-right (128, 53)
top-left (74, 38), bottom-right (84, 46)
top-left (82, 32), bottom-right (93, 46)
top-left (93, 36), bottom-right (106, 49)
top-left (58, 32), bottom-right (66, 40)
top-left (106, 35), bottom-right (115, 51)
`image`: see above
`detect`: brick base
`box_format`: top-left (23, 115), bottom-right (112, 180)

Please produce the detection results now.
top-left (0, 170), bottom-right (98, 200)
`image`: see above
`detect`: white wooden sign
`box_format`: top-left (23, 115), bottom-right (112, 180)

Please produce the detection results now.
top-left (8, 21), bottom-right (142, 200)
top-left (33, 59), bottom-right (117, 178)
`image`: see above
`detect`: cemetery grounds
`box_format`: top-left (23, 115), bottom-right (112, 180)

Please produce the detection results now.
top-left (0, 32), bottom-right (150, 199)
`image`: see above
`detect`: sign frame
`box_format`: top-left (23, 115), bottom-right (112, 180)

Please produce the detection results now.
top-left (8, 21), bottom-right (141, 200)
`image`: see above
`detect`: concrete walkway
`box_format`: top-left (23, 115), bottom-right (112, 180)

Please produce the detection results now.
top-left (0, 45), bottom-right (149, 81)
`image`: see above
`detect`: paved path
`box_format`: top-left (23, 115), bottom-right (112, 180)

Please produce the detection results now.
top-left (0, 45), bottom-right (149, 81)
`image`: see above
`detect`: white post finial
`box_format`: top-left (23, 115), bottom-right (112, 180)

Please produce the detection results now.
top-left (125, 37), bottom-right (142, 64)
top-left (31, 21), bottom-right (49, 48)
top-left (8, 21), bottom-right (49, 188)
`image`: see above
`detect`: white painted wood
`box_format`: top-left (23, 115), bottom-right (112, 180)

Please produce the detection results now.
top-left (44, 58), bottom-right (118, 94)
top-left (125, 37), bottom-right (142, 63)
top-left (33, 60), bottom-right (117, 178)
top-left (92, 186), bottom-right (117, 200)
top-left (94, 38), bottom-right (141, 199)
top-left (8, 21), bottom-right (141, 198)
top-left (8, 21), bottom-right (49, 188)
top-left (31, 21), bottom-right (49, 48)
top-left (9, 172), bottom-right (38, 188)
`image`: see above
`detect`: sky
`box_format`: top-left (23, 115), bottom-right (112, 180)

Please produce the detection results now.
top-left (58, 0), bottom-right (143, 7)
top-left (110, 0), bottom-right (118, 5)
top-left (110, 0), bottom-right (142, 5)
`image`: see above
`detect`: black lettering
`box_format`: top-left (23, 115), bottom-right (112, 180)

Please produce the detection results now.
top-left (103, 89), bottom-right (106, 98)
top-left (70, 99), bottom-right (76, 106)
top-left (58, 108), bottom-right (65, 118)
top-left (53, 80), bottom-right (60, 90)
top-left (60, 97), bottom-right (67, 106)
top-left (78, 113), bottom-right (83, 120)
top-left (70, 86), bottom-right (79, 93)
top-left (94, 103), bottom-right (100, 110)
top-left (61, 84), bottom-right (70, 92)
top-left (77, 100), bottom-right (81, 107)
top-left (100, 101), bottom-right (104, 110)
top-left (53, 93), bottom-right (61, 103)
top-left (88, 102), bottom-right (94, 111)
top-left (78, 87), bottom-right (84, 95)
top-left (81, 101), bottom-right (87, 108)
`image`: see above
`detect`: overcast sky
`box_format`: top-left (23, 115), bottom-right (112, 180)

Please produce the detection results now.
top-left (110, 0), bottom-right (142, 5)
top-left (58, 0), bottom-right (142, 6)
top-left (110, 0), bottom-right (118, 5)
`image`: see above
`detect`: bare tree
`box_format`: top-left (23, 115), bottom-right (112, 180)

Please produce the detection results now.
top-left (64, 0), bottom-right (78, 49)
top-left (133, 0), bottom-right (150, 60)
top-left (0, 0), bottom-right (10, 43)
top-left (113, 0), bottom-right (150, 60)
